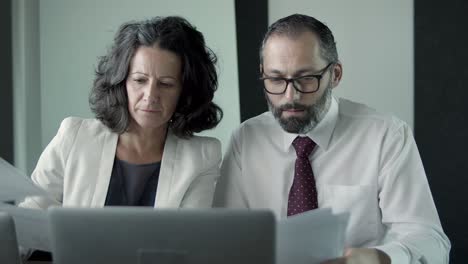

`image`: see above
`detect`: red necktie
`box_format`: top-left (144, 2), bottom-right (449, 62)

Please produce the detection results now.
top-left (288, 136), bottom-right (318, 216)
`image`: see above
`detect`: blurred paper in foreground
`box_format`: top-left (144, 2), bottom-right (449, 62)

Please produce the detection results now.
top-left (0, 158), bottom-right (47, 202)
top-left (277, 208), bottom-right (349, 264)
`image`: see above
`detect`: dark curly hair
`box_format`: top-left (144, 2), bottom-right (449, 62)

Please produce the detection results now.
top-left (89, 16), bottom-right (223, 138)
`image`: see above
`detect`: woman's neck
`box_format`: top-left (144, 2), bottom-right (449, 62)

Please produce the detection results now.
top-left (116, 123), bottom-right (168, 164)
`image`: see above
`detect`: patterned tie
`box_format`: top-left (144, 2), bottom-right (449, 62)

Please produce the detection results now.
top-left (288, 136), bottom-right (318, 216)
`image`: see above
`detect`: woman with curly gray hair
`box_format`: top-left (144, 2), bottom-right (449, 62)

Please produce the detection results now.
top-left (20, 16), bottom-right (223, 210)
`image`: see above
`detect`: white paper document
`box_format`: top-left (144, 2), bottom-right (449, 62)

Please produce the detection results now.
top-left (277, 208), bottom-right (349, 264)
top-left (0, 203), bottom-right (50, 252)
top-left (0, 158), bottom-right (48, 202)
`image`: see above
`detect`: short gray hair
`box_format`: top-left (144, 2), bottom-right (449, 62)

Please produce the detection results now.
top-left (259, 14), bottom-right (338, 65)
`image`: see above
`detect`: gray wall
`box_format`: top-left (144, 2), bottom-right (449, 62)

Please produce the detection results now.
top-left (12, 0), bottom-right (42, 175)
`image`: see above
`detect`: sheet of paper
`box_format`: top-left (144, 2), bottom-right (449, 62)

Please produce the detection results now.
top-left (277, 208), bottom-right (349, 264)
top-left (0, 204), bottom-right (50, 252)
top-left (0, 158), bottom-right (48, 202)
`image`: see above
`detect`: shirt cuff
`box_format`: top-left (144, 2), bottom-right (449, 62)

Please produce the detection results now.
top-left (373, 242), bottom-right (412, 264)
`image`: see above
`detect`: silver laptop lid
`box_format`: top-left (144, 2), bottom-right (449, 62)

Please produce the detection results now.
top-left (0, 212), bottom-right (21, 264)
top-left (48, 207), bottom-right (275, 264)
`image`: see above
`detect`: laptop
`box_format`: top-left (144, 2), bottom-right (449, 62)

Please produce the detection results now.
top-left (0, 212), bottom-right (21, 264)
top-left (48, 207), bottom-right (275, 264)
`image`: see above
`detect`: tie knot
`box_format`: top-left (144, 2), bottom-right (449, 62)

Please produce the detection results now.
top-left (292, 136), bottom-right (316, 158)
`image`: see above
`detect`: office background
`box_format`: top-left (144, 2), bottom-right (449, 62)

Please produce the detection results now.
top-left (1, 0), bottom-right (466, 262)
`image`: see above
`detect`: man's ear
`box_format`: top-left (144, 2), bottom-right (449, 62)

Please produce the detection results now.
top-left (330, 62), bottom-right (343, 89)
top-left (259, 64), bottom-right (263, 74)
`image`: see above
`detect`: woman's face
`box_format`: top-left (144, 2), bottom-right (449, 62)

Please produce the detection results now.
top-left (126, 45), bottom-right (182, 131)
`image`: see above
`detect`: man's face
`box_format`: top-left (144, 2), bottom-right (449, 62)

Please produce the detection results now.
top-left (261, 31), bottom-right (336, 133)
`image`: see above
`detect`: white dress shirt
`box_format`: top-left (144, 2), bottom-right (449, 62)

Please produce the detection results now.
top-left (214, 96), bottom-right (450, 264)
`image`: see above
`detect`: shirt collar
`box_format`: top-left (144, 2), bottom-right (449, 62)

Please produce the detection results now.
top-left (281, 96), bottom-right (339, 152)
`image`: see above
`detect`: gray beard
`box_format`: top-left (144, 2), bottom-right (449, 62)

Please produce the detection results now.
top-left (267, 86), bottom-right (332, 134)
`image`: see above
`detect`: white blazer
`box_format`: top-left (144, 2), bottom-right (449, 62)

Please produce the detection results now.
top-left (20, 117), bottom-right (221, 209)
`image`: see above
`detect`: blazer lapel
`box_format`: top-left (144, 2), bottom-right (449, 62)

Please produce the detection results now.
top-left (90, 130), bottom-right (118, 207)
top-left (154, 130), bottom-right (178, 208)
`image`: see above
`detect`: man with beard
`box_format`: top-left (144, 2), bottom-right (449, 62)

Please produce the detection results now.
top-left (214, 14), bottom-right (450, 264)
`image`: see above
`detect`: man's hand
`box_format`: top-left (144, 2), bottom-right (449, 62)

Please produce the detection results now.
top-left (321, 248), bottom-right (391, 264)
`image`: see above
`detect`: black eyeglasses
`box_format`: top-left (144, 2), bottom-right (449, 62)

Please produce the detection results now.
top-left (260, 62), bottom-right (334, 94)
